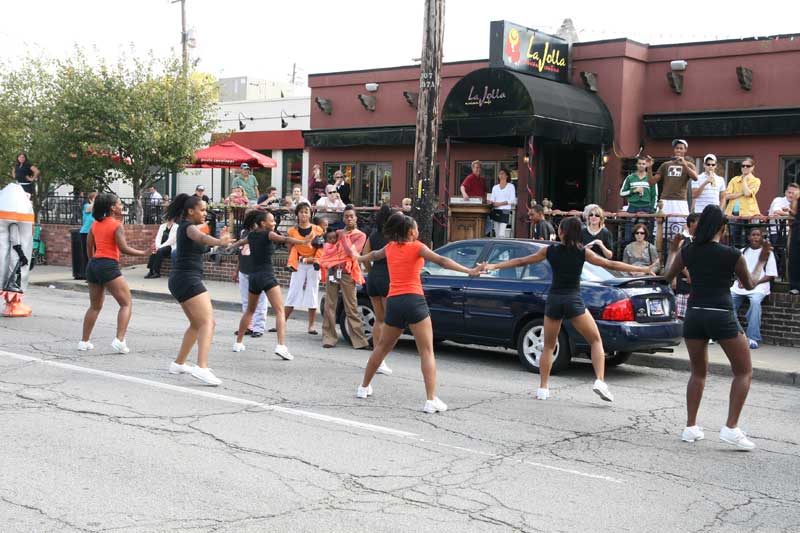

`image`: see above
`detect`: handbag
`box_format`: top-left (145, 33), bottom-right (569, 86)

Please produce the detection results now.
top-left (489, 209), bottom-right (510, 224)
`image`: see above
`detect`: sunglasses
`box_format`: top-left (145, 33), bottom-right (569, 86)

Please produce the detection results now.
top-left (741, 164), bottom-right (753, 168)
top-left (634, 231), bottom-right (646, 235)
top-left (588, 213), bottom-right (601, 217)
top-left (705, 163), bottom-right (716, 166)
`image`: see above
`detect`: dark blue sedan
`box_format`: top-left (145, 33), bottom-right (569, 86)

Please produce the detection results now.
top-left (336, 238), bottom-right (682, 373)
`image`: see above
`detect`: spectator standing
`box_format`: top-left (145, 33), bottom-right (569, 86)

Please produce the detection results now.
top-left (401, 197), bottom-right (413, 212)
top-left (673, 213), bottom-right (699, 320)
top-left (460, 160), bottom-right (487, 199)
top-left (77, 192), bottom-right (97, 280)
top-left (316, 185), bottom-right (346, 229)
top-left (724, 157), bottom-right (761, 248)
top-left (12, 152), bottom-right (39, 196)
top-left (145, 217), bottom-right (177, 279)
top-left (581, 204), bottom-right (614, 259)
top-left (623, 223), bottom-right (660, 274)
top-left (488, 168), bottom-right (516, 237)
top-left (691, 154), bottom-right (726, 214)
top-left (334, 171), bottom-right (352, 205)
top-left (620, 155), bottom-right (657, 215)
top-left (650, 139), bottom-right (698, 216)
top-left (731, 228), bottom-right (777, 350)
top-left (529, 205), bottom-right (555, 240)
top-left (309, 164), bottom-right (327, 204)
top-left (231, 163), bottom-right (259, 205)
top-left (768, 182), bottom-right (799, 216)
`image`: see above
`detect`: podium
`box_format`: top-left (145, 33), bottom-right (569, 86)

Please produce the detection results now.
top-left (448, 199), bottom-right (491, 242)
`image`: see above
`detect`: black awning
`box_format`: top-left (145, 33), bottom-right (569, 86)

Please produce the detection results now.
top-left (644, 107), bottom-right (800, 138)
top-left (442, 67), bottom-right (613, 145)
top-left (303, 126), bottom-right (417, 148)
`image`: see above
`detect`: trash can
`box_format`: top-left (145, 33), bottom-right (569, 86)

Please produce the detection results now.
top-left (70, 228), bottom-right (87, 280)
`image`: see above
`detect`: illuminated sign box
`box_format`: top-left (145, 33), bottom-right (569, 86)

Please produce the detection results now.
top-left (489, 20), bottom-right (570, 84)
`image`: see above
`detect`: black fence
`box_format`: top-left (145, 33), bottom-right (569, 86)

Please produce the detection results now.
top-left (38, 195), bottom-right (166, 225)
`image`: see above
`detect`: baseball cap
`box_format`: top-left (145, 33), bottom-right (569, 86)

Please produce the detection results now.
top-left (240, 163), bottom-right (250, 169)
top-left (195, 184), bottom-right (205, 191)
top-left (672, 139), bottom-right (688, 149)
top-left (704, 154), bottom-right (717, 163)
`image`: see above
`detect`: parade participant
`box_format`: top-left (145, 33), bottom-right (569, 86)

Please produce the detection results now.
top-left (691, 154), bottom-right (726, 214)
top-left (484, 216), bottom-right (655, 402)
top-left (356, 213), bottom-right (482, 412)
top-left (77, 192), bottom-right (97, 280)
top-left (731, 228), bottom-right (777, 350)
top-left (11, 152), bottom-right (39, 196)
top-left (663, 205), bottom-right (758, 450)
top-left (79, 193), bottom-right (151, 353)
top-left (489, 168), bottom-right (516, 238)
top-left (460, 160), bottom-right (487, 200)
top-left (232, 210), bottom-right (310, 358)
top-left (232, 220), bottom-right (267, 338)
top-left (581, 204), bottom-right (614, 259)
top-left (145, 216), bottom-right (177, 279)
top-left (0, 182), bottom-right (35, 317)
top-left (361, 204), bottom-right (397, 375)
top-left (320, 205), bottom-right (369, 349)
top-left (283, 202), bottom-right (324, 335)
top-left (166, 193), bottom-right (232, 386)
top-left (650, 139), bottom-right (698, 216)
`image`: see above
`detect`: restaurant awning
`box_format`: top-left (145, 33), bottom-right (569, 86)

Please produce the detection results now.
top-left (303, 126), bottom-right (418, 149)
top-left (643, 107), bottom-right (800, 138)
top-left (442, 67), bottom-right (613, 145)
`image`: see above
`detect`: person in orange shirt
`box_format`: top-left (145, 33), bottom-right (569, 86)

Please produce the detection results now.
top-left (355, 213), bottom-right (482, 413)
top-left (79, 193), bottom-right (151, 354)
top-left (283, 203), bottom-right (324, 334)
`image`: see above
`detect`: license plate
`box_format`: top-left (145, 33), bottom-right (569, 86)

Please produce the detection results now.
top-left (648, 299), bottom-right (665, 316)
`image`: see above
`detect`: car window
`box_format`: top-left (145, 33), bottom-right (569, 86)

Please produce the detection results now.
top-left (480, 244), bottom-right (531, 280)
top-left (522, 261), bottom-right (552, 281)
top-left (424, 243), bottom-right (483, 277)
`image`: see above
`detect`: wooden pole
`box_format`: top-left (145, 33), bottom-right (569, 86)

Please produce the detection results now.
top-left (412, 0), bottom-right (445, 246)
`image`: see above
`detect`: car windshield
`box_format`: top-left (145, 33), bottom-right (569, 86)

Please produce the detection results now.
top-left (581, 260), bottom-right (627, 281)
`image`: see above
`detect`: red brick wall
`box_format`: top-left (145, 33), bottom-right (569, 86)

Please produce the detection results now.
top-left (738, 292), bottom-right (800, 347)
top-left (41, 224), bottom-right (158, 267)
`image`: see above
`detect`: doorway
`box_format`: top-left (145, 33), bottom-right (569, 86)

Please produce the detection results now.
top-left (541, 144), bottom-right (594, 212)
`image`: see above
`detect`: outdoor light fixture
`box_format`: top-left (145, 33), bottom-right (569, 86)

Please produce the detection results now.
top-left (280, 110), bottom-right (296, 129)
top-left (357, 93), bottom-right (376, 112)
top-left (365, 83), bottom-right (379, 92)
top-left (667, 72), bottom-right (684, 94)
top-left (670, 60), bottom-right (688, 71)
top-left (736, 66), bottom-right (753, 91)
top-left (315, 97), bottom-right (333, 115)
top-left (580, 71), bottom-right (598, 92)
top-left (403, 91), bottom-right (419, 108)
top-left (238, 112), bottom-right (253, 131)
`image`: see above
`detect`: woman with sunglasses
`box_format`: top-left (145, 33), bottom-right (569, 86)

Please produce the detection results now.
top-left (581, 204), bottom-right (614, 259)
top-left (622, 223), bottom-right (660, 275)
top-left (664, 205), bottom-right (758, 450)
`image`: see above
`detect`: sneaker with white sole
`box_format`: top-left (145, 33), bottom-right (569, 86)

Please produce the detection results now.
top-left (720, 426), bottom-right (755, 450)
top-left (77, 341), bottom-right (94, 351)
top-left (536, 388), bottom-right (550, 400)
top-left (423, 397), bottom-right (448, 413)
top-left (111, 338), bottom-right (130, 354)
top-left (274, 344), bottom-right (293, 360)
top-left (377, 361), bottom-right (393, 375)
top-left (592, 379), bottom-right (614, 402)
top-left (169, 361), bottom-right (194, 374)
top-left (232, 342), bottom-right (246, 353)
top-left (356, 384), bottom-right (373, 398)
top-left (191, 366), bottom-right (221, 386)
top-left (681, 425), bottom-right (705, 442)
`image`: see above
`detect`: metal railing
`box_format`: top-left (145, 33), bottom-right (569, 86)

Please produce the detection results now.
top-left (38, 195), bottom-right (166, 225)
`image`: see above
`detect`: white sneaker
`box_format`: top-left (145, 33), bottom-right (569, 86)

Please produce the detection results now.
top-left (232, 342), bottom-right (246, 353)
top-left (592, 379), bottom-right (614, 402)
top-left (77, 341), bottom-right (94, 351)
top-left (169, 361), bottom-right (194, 374)
top-left (536, 388), bottom-right (550, 400)
top-left (423, 397), bottom-right (448, 413)
top-left (681, 425), bottom-right (705, 443)
top-left (720, 426), bottom-right (755, 450)
top-left (356, 385), bottom-right (373, 398)
top-left (111, 338), bottom-right (130, 354)
top-left (377, 361), bottom-right (393, 375)
top-left (274, 344), bottom-right (293, 360)
top-left (191, 366), bottom-right (221, 386)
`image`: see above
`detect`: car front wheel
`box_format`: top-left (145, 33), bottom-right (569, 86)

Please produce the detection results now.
top-left (516, 319), bottom-right (571, 374)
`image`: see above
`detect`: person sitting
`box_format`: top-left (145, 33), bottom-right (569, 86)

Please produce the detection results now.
top-left (257, 186), bottom-right (281, 209)
top-left (224, 186), bottom-right (249, 207)
top-left (622, 223), bottom-right (660, 275)
top-left (730, 227), bottom-right (777, 349)
top-left (145, 217), bottom-right (178, 279)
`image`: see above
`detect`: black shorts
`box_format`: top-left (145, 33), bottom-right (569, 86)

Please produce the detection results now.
top-left (683, 307), bottom-right (743, 341)
top-left (366, 272), bottom-right (390, 298)
top-left (545, 293), bottom-right (586, 320)
top-left (86, 258), bottom-right (122, 285)
top-left (168, 270), bottom-right (207, 303)
top-left (384, 294), bottom-right (430, 329)
top-left (248, 270), bottom-right (279, 295)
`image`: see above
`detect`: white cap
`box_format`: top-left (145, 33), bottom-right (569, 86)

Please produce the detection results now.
top-left (672, 139), bottom-right (688, 149)
top-left (703, 154), bottom-right (717, 163)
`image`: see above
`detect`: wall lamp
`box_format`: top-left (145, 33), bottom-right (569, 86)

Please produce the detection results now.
top-left (238, 112), bottom-right (253, 131)
top-left (357, 93), bottom-right (376, 112)
top-left (580, 71), bottom-right (598, 92)
top-left (666, 72), bottom-right (683, 94)
top-left (280, 110), bottom-right (296, 129)
top-left (403, 91), bottom-right (419, 108)
top-left (315, 97), bottom-right (333, 115)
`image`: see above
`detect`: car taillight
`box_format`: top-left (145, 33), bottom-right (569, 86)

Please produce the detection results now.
top-left (601, 298), bottom-right (635, 321)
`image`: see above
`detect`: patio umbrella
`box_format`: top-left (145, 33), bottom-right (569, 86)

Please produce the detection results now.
top-left (186, 140), bottom-right (277, 169)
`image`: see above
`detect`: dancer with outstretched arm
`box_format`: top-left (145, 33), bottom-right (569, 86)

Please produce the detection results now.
top-left (663, 205), bottom-right (758, 450)
top-left (483, 216), bottom-right (655, 402)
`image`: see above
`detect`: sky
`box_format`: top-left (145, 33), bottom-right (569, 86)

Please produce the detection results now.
top-left (2, 0), bottom-right (798, 86)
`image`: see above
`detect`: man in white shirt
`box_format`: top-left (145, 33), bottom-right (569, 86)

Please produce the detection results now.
top-left (691, 154), bottom-right (726, 214)
top-left (768, 182), bottom-right (799, 215)
top-left (730, 227), bottom-right (777, 349)
top-left (315, 185), bottom-right (346, 229)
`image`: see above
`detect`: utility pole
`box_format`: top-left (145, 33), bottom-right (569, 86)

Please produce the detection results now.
top-left (412, 0), bottom-right (445, 246)
top-left (172, 0), bottom-right (188, 74)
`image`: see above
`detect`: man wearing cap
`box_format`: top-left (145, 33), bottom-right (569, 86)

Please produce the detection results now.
top-left (650, 139), bottom-right (698, 216)
top-left (194, 185), bottom-right (210, 203)
top-left (231, 163), bottom-right (259, 205)
top-left (691, 154), bottom-right (726, 214)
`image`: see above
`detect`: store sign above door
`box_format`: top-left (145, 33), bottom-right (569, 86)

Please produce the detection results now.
top-left (489, 20), bottom-right (569, 83)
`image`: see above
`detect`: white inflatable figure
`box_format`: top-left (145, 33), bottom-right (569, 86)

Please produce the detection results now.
top-left (0, 182), bottom-right (34, 317)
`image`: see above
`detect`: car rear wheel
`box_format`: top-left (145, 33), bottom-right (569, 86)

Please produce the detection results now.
top-left (605, 351), bottom-right (633, 367)
top-left (517, 319), bottom-right (571, 374)
top-left (339, 297), bottom-right (376, 346)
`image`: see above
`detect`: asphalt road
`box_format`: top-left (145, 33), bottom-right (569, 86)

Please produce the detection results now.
top-left (1, 286), bottom-right (799, 532)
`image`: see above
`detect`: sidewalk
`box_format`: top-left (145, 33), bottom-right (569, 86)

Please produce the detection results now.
top-left (29, 264), bottom-right (799, 387)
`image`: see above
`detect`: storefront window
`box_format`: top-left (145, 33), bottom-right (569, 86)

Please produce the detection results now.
top-left (781, 157), bottom-right (800, 190)
top-left (405, 161), bottom-right (440, 200)
top-left (357, 163), bottom-right (392, 206)
top-left (282, 150), bottom-right (303, 197)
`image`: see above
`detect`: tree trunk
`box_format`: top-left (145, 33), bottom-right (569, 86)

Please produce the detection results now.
top-left (132, 180), bottom-right (143, 224)
top-left (411, 0), bottom-right (445, 247)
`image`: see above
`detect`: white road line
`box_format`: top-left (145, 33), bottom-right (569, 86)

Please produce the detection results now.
top-left (0, 349), bottom-right (624, 484)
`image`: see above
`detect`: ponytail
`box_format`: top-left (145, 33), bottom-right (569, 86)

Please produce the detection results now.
top-left (694, 204), bottom-right (726, 245)
top-left (92, 193), bottom-right (118, 221)
top-left (242, 209), bottom-right (267, 231)
top-left (558, 216), bottom-right (583, 249)
top-left (165, 193), bottom-right (203, 221)
top-left (383, 212), bottom-right (417, 242)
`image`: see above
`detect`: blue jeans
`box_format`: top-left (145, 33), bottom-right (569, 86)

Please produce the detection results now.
top-left (731, 291), bottom-right (766, 342)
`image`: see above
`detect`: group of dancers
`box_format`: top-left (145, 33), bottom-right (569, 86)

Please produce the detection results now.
top-left (78, 192), bottom-right (761, 449)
